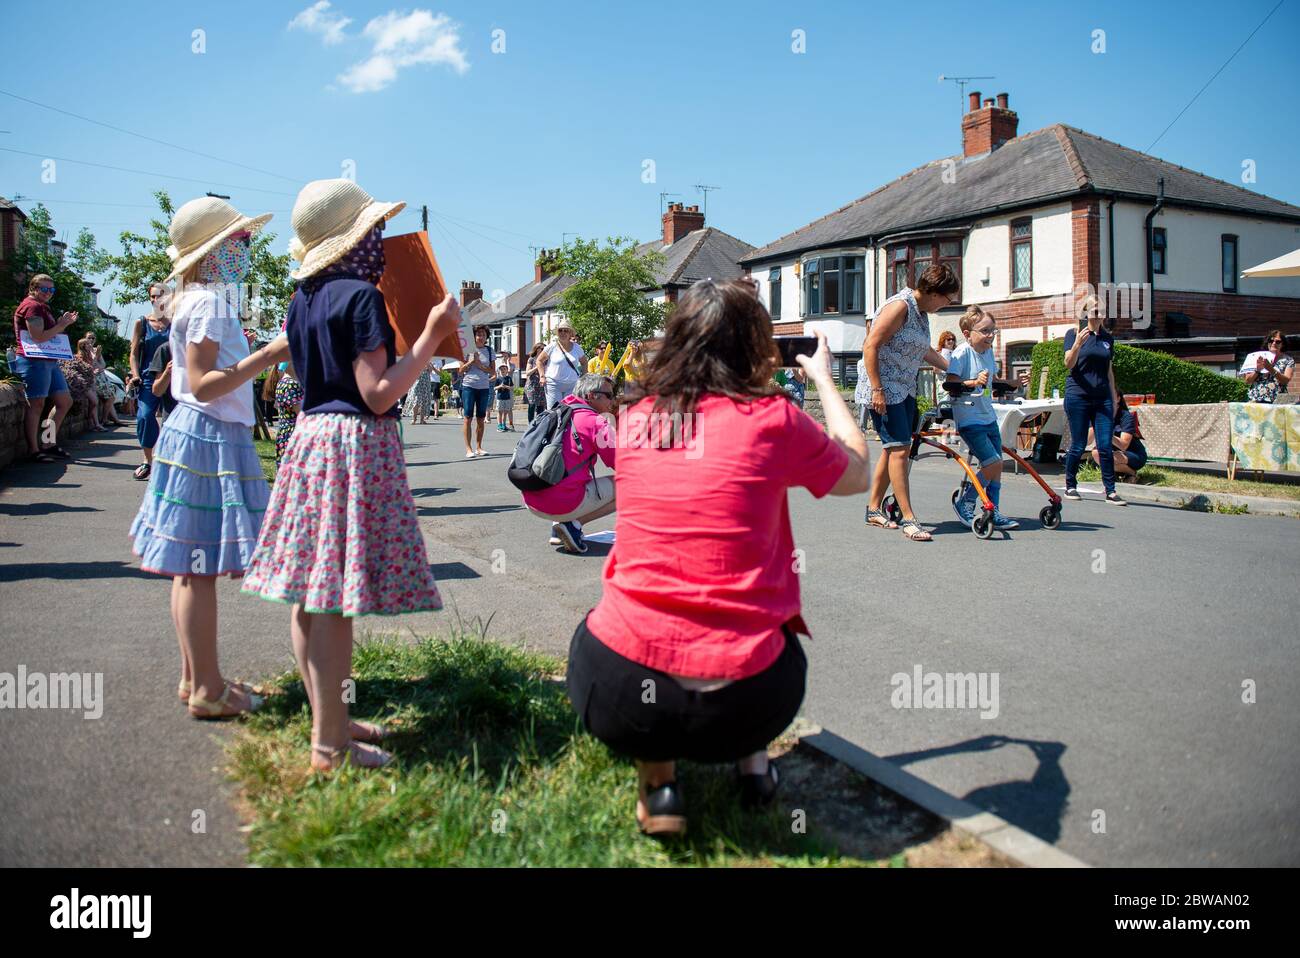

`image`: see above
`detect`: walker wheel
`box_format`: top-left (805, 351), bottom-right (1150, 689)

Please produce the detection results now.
top-left (972, 513), bottom-right (995, 539)
top-left (1040, 504), bottom-right (1062, 530)
top-left (951, 487), bottom-right (962, 506)
top-left (883, 495), bottom-right (902, 524)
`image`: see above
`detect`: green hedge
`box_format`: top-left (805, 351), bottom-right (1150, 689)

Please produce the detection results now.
top-left (1028, 339), bottom-right (1246, 405)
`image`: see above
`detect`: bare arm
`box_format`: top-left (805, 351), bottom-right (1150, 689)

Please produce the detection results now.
top-left (923, 346), bottom-right (950, 372)
top-left (1113, 430), bottom-right (1133, 452)
top-left (798, 333), bottom-right (870, 496)
top-left (1277, 360), bottom-right (1293, 388)
top-left (353, 295), bottom-right (462, 416)
top-left (187, 336), bottom-right (289, 403)
top-left (862, 301), bottom-right (907, 411)
top-left (1108, 364), bottom-right (1120, 405)
top-left (152, 362), bottom-right (171, 397)
top-left (129, 320), bottom-right (144, 380)
top-left (26, 312), bottom-right (76, 344)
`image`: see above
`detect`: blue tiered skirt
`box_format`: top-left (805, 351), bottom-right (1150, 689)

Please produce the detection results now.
top-left (129, 404), bottom-right (270, 576)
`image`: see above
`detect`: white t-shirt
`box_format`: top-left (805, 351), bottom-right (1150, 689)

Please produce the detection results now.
top-left (543, 340), bottom-right (585, 385)
top-left (169, 287), bottom-right (255, 425)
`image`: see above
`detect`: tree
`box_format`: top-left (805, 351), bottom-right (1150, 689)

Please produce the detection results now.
top-left (99, 190), bottom-right (293, 337)
top-left (0, 205), bottom-right (130, 370)
top-left (548, 237), bottom-right (668, 353)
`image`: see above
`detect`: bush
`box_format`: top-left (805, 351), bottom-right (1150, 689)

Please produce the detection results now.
top-left (1028, 339), bottom-right (1246, 405)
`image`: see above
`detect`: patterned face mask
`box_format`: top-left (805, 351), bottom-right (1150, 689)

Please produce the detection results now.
top-left (198, 233), bottom-right (252, 318)
top-left (334, 224), bottom-right (386, 285)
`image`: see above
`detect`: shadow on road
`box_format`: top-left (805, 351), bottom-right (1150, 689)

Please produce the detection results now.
top-left (0, 502), bottom-right (101, 517)
top-left (886, 734), bottom-right (1070, 843)
top-left (0, 560), bottom-right (158, 583)
top-left (429, 561), bottom-right (480, 581)
top-left (417, 504), bottom-right (522, 517)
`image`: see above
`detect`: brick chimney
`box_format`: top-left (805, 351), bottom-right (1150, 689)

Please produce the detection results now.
top-left (662, 202), bottom-right (705, 246)
top-left (961, 91), bottom-right (1019, 158)
top-left (460, 280), bottom-right (483, 308)
top-left (535, 248), bottom-right (553, 283)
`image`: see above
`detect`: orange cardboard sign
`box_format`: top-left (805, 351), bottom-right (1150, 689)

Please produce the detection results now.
top-left (377, 231), bottom-right (466, 361)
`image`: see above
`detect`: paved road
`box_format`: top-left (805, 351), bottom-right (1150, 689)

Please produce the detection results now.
top-left (1, 415), bottom-right (1296, 866)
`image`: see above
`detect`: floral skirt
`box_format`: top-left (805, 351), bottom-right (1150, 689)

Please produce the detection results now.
top-left (242, 413), bottom-right (442, 616)
top-left (129, 404), bottom-right (269, 576)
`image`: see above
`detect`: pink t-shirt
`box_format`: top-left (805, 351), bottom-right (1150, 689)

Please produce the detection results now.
top-left (521, 394), bottom-right (616, 515)
top-left (587, 393), bottom-right (849, 680)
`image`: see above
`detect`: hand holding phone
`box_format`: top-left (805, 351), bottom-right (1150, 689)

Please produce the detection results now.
top-left (776, 336), bottom-right (819, 368)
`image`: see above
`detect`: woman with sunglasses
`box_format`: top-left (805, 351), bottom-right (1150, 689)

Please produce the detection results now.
top-left (1243, 331), bottom-right (1294, 404)
top-left (10, 274), bottom-right (77, 463)
top-left (128, 282), bottom-right (172, 480)
top-left (1062, 294), bottom-right (1125, 505)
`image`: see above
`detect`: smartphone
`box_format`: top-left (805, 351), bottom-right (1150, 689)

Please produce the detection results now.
top-left (775, 336), bottom-right (818, 366)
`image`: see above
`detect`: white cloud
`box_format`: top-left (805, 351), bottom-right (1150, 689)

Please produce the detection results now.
top-left (337, 10), bottom-right (468, 93)
top-left (288, 1), bottom-right (353, 46)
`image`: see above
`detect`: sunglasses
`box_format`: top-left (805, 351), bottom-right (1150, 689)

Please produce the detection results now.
top-left (37, 286), bottom-right (55, 294)
top-left (591, 390), bottom-right (613, 399)
top-left (1270, 339), bottom-right (1284, 345)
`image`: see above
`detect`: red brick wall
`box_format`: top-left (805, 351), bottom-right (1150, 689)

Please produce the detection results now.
top-left (1140, 290), bottom-right (1300, 341)
top-left (1071, 198), bottom-right (1100, 288)
top-left (773, 320), bottom-right (806, 336)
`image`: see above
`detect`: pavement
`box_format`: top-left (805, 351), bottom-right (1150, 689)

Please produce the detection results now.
top-left (1, 413), bottom-right (1297, 867)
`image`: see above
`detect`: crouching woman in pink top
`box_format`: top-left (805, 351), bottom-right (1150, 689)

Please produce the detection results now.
top-left (567, 278), bottom-right (871, 836)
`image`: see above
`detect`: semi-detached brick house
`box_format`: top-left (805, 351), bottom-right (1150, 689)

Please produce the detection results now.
top-left (739, 92), bottom-right (1300, 387)
top-left (469, 203), bottom-right (754, 370)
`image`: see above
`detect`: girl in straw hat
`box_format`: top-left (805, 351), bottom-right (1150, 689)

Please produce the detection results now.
top-left (242, 179), bottom-right (462, 771)
top-left (129, 196), bottom-right (290, 719)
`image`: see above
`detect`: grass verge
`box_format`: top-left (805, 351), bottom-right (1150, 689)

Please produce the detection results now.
top-left (1075, 462), bottom-right (1300, 501)
top-left (227, 629), bottom-right (1007, 867)
top-left (254, 438), bottom-right (276, 483)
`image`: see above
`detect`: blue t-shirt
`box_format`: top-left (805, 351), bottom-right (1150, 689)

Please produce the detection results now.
top-left (947, 342), bottom-right (997, 427)
top-left (1063, 325), bottom-right (1115, 399)
top-left (286, 274), bottom-right (397, 417)
top-left (1115, 410), bottom-right (1146, 459)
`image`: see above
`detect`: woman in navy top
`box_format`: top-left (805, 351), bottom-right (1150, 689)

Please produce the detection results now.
top-left (1062, 295), bottom-right (1125, 505)
top-left (1091, 395), bottom-right (1147, 477)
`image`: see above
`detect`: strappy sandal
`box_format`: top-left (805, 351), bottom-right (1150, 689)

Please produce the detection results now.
top-left (898, 518), bottom-right (933, 542)
top-left (865, 508), bottom-right (898, 529)
top-left (187, 681), bottom-right (264, 720)
top-left (311, 741), bottom-right (394, 772)
top-left (351, 720), bottom-right (390, 744)
top-left (180, 678), bottom-right (256, 703)
top-left (133, 462), bottom-right (151, 481)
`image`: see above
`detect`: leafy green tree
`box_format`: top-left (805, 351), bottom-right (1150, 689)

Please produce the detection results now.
top-left (0, 204), bottom-right (129, 370)
top-left (548, 237), bottom-right (668, 353)
top-left (99, 190), bottom-right (293, 336)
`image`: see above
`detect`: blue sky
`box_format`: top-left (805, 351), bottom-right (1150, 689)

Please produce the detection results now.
top-left (2, 0), bottom-right (1297, 330)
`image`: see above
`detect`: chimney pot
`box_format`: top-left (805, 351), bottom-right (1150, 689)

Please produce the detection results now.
top-left (983, 98), bottom-right (994, 108)
top-left (961, 89), bottom-right (1019, 158)
top-left (459, 280), bottom-right (484, 308)
top-left (996, 92), bottom-right (1008, 109)
top-left (968, 91), bottom-right (980, 111)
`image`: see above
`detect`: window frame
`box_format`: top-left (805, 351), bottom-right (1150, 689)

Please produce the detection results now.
top-left (1221, 234), bottom-right (1238, 293)
top-left (884, 237), bottom-right (964, 299)
top-left (1009, 217), bottom-right (1033, 293)
top-left (769, 267), bottom-right (782, 319)
top-left (1151, 227), bottom-right (1167, 275)
top-left (801, 253), bottom-right (866, 318)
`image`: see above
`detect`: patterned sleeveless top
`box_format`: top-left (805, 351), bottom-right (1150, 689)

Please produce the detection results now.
top-left (871, 288), bottom-right (930, 405)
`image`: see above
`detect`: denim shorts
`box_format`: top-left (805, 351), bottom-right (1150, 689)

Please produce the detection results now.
top-left (11, 354), bottom-right (69, 399)
top-left (870, 395), bottom-right (918, 448)
top-left (958, 420), bottom-right (1004, 467)
top-left (461, 386), bottom-right (491, 419)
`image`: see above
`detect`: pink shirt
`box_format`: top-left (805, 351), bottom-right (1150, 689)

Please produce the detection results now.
top-left (521, 394), bottom-right (616, 515)
top-left (587, 394), bottom-right (849, 680)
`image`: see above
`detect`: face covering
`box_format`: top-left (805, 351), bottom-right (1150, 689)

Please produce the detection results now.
top-left (197, 233), bottom-right (252, 318)
top-left (333, 224), bottom-right (386, 285)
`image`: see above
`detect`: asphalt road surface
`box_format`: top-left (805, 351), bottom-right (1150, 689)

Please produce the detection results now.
top-left (1, 415), bottom-right (1295, 866)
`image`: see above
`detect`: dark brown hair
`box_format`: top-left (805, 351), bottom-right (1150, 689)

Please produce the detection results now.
top-left (914, 263), bottom-right (960, 296)
top-left (626, 279), bottom-right (784, 418)
top-left (1264, 330), bottom-right (1287, 351)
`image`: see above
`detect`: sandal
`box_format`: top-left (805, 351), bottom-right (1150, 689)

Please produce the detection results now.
top-left (898, 518), bottom-right (933, 541)
top-left (187, 681), bottom-right (264, 720)
top-left (865, 508), bottom-right (898, 529)
top-left (133, 462), bottom-right (151, 481)
top-left (311, 741), bottom-right (394, 772)
top-left (637, 781), bottom-right (687, 837)
top-left (351, 720), bottom-right (390, 744)
top-left (29, 451), bottom-right (58, 464)
top-left (180, 678), bottom-right (256, 703)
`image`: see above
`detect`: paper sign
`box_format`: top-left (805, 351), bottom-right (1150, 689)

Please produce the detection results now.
top-left (1239, 350), bottom-right (1272, 374)
top-left (18, 332), bottom-right (73, 361)
top-left (376, 231), bottom-right (466, 361)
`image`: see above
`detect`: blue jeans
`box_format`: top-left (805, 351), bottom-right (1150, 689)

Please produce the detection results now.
top-left (136, 375), bottom-right (161, 450)
top-left (1064, 393), bottom-right (1115, 493)
top-left (461, 386), bottom-right (491, 420)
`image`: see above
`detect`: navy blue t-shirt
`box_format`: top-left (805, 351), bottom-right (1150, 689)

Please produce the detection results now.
top-left (286, 274), bottom-right (397, 417)
top-left (1063, 324), bottom-right (1114, 399)
top-left (1115, 410), bottom-right (1146, 458)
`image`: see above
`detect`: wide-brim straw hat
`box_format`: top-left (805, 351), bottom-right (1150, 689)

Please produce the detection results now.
top-left (288, 178), bottom-right (405, 281)
top-left (165, 197), bottom-right (272, 282)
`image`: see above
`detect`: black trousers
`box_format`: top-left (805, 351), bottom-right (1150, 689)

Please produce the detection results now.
top-left (566, 614), bottom-right (807, 763)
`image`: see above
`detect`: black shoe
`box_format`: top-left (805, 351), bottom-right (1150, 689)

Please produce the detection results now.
top-left (133, 462), bottom-right (152, 481)
top-left (1105, 492), bottom-right (1128, 506)
top-left (1062, 487), bottom-right (1081, 501)
top-left (45, 446), bottom-right (71, 460)
top-left (738, 762), bottom-right (780, 809)
top-left (637, 781), bottom-right (687, 836)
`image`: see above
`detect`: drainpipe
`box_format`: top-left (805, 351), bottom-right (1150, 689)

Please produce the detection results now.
top-left (1143, 177), bottom-right (1165, 339)
top-left (1106, 197), bottom-right (1115, 285)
